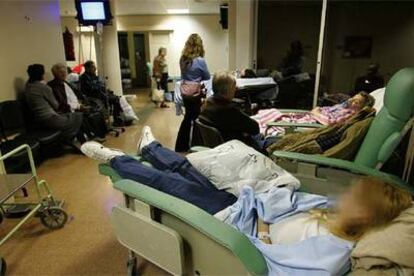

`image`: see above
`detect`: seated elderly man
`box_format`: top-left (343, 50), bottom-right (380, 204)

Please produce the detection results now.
top-left (199, 71), bottom-right (272, 152)
top-left (25, 64), bottom-right (85, 145)
top-left (48, 63), bottom-right (87, 114)
top-left (48, 63), bottom-right (106, 141)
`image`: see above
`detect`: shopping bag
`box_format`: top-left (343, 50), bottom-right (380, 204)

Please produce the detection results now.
top-left (119, 96), bottom-right (139, 121)
top-left (152, 88), bottom-right (164, 102)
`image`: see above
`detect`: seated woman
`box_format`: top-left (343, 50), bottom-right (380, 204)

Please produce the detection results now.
top-left (81, 127), bottom-right (412, 274)
top-left (25, 64), bottom-right (86, 145)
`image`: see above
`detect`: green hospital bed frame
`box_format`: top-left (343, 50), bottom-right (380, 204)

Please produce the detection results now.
top-left (99, 157), bottom-right (413, 276)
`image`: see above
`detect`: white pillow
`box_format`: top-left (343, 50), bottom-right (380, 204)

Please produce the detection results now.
top-left (370, 87), bottom-right (386, 114)
top-left (187, 140), bottom-right (300, 196)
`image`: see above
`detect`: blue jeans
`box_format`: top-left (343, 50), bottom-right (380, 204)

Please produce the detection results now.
top-left (110, 142), bottom-right (237, 214)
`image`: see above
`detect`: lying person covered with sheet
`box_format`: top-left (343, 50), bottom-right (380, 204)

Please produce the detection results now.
top-left (81, 127), bottom-right (412, 275)
top-left (253, 92), bottom-right (375, 137)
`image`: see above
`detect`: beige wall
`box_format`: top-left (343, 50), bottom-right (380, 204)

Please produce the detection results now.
top-left (0, 0), bottom-right (65, 101)
top-left (60, 17), bottom-right (97, 68)
top-left (228, 1), bottom-right (237, 70)
top-left (117, 14), bottom-right (229, 77)
top-left (228, 0), bottom-right (256, 70)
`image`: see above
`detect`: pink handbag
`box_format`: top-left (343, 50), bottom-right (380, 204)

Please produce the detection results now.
top-left (180, 81), bottom-right (203, 97)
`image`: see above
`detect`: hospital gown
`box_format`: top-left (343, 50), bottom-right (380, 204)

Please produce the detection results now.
top-left (216, 186), bottom-right (354, 275)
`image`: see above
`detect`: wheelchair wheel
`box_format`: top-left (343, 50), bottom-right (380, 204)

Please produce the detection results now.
top-left (40, 207), bottom-right (68, 230)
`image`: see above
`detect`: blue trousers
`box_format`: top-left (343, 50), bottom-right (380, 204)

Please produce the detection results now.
top-left (110, 142), bottom-right (237, 214)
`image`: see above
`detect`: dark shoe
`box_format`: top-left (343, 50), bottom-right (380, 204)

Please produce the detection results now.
top-left (160, 102), bottom-right (169, 108)
top-left (113, 119), bottom-right (125, 127)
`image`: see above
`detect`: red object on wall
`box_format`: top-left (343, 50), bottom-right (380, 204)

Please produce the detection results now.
top-left (63, 27), bottom-right (75, 61)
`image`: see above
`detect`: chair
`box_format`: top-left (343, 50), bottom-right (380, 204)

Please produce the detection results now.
top-left (271, 68), bottom-right (414, 194)
top-left (194, 117), bottom-right (224, 148)
top-left (0, 101), bottom-right (62, 161)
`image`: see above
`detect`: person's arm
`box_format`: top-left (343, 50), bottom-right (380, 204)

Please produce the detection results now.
top-left (232, 109), bottom-right (260, 135)
top-left (198, 58), bottom-right (211, 81)
top-left (49, 84), bottom-right (71, 113)
top-left (257, 218), bottom-right (271, 244)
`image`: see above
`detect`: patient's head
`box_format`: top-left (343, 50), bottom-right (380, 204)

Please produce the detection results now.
top-left (158, 47), bottom-right (167, 57)
top-left (84, 60), bottom-right (96, 75)
top-left (27, 64), bottom-right (45, 83)
top-left (51, 63), bottom-right (67, 81)
top-left (349, 92), bottom-right (375, 109)
top-left (212, 71), bottom-right (237, 101)
top-left (333, 177), bottom-right (412, 240)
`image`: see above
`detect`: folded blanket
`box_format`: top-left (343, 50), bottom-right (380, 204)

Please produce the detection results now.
top-left (351, 205), bottom-right (414, 275)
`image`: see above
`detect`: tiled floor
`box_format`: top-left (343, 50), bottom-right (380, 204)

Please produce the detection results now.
top-left (1, 93), bottom-right (179, 275)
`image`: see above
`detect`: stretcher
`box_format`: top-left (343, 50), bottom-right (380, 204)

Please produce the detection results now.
top-left (98, 68), bottom-right (414, 275)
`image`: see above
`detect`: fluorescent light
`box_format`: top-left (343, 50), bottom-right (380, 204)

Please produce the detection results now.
top-left (167, 9), bottom-right (189, 14)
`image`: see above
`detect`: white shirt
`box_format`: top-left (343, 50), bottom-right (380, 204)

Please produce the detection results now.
top-left (187, 140), bottom-right (300, 196)
top-left (269, 212), bottom-right (330, 245)
top-left (64, 82), bottom-right (80, 112)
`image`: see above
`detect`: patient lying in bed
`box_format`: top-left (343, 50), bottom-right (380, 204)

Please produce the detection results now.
top-left (253, 92), bottom-right (375, 137)
top-left (81, 127), bottom-right (411, 275)
top-left (215, 178), bottom-right (411, 275)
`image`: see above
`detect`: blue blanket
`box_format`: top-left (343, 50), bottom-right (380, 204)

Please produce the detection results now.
top-left (220, 186), bottom-right (354, 275)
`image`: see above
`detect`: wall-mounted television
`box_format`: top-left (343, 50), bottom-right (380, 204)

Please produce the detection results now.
top-left (75, 0), bottom-right (113, 26)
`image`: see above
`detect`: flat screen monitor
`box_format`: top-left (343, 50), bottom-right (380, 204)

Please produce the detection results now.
top-left (75, 0), bottom-right (112, 26)
top-left (80, 2), bottom-right (106, 20)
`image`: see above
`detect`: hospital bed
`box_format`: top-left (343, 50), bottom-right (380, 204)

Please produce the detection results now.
top-left (98, 68), bottom-right (414, 275)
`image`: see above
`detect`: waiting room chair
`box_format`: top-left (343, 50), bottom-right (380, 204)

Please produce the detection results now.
top-left (194, 117), bottom-right (224, 148)
top-left (0, 101), bottom-right (62, 165)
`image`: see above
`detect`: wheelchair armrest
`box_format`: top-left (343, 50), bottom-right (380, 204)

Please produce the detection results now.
top-left (271, 151), bottom-right (414, 194)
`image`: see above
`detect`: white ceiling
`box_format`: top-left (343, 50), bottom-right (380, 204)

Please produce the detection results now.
top-left (60, 0), bottom-right (223, 16)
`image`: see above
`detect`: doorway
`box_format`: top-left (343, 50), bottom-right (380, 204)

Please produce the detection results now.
top-left (117, 31), bottom-right (150, 93)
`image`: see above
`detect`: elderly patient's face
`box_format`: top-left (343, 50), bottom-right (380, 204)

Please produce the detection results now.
top-left (55, 67), bottom-right (67, 81)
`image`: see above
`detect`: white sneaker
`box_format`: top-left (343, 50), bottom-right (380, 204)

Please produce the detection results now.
top-left (81, 141), bottom-right (124, 162)
top-left (137, 125), bottom-right (156, 154)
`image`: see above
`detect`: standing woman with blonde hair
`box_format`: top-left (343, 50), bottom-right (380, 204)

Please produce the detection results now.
top-left (153, 47), bottom-right (169, 108)
top-left (175, 33), bottom-right (210, 152)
